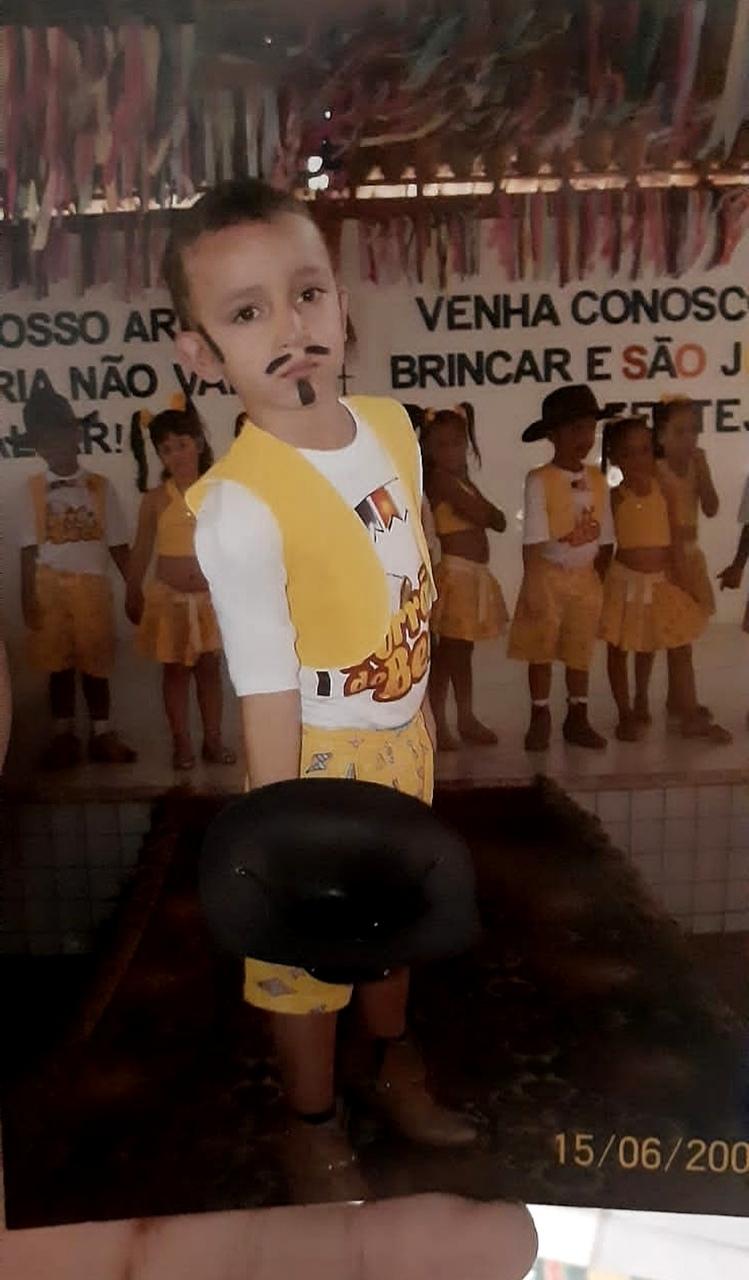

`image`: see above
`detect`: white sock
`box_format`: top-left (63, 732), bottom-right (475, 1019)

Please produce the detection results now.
top-left (53, 718), bottom-right (74, 735)
top-left (531, 700), bottom-right (550, 709)
top-left (568, 697), bottom-right (587, 706)
top-left (92, 719), bottom-right (110, 736)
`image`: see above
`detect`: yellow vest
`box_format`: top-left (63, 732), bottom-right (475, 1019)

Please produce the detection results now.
top-left (536, 463), bottom-right (607, 540)
top-left (29, 471), bottom-right (107, 546)
top-left (187, 396), bottom-right (435, 671)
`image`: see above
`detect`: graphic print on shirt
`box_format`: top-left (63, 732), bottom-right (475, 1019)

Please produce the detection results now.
top-left (562, 476), bottom-right (601, 548)
top-left (314, 476), bottom-right (432, 706)
top-left (45, 485), bottom-right (103, 546)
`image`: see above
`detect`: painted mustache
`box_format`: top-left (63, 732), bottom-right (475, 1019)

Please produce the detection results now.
top-left (264, 346), bottom-right (331, 376)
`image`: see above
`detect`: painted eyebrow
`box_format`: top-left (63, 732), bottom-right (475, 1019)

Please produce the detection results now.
top-left (219, 268), bottom-right (328, 309)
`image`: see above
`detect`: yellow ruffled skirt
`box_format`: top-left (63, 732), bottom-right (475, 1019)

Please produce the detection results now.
top-left (431, 555), bottom-right (508, 642)
top-left (600, 560), bottom-right (706, 652)
top-left (682, 542), bottom-right (715, 615)
top-left (137, 579), bottom-right (222, 667)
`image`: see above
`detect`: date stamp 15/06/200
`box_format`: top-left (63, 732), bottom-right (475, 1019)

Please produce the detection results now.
top-left (555, 1132), bottom-right (749, 1176)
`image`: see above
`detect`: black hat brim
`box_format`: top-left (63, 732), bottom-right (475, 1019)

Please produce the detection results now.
top-left (522, 406), bottom-right (608, 443)
top-left (199, 778), bottom-right (480, 984)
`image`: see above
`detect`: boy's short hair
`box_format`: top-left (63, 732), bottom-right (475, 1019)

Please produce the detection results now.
top-left (23, 387), bottom-right (78, 444)
top-left (162, 179), bottom-right (313, 329)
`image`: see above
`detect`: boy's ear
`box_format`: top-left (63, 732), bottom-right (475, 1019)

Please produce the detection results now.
top-left (175, 329), bottom-right (225, 383)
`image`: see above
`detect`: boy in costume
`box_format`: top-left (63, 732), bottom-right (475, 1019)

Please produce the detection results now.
top-left (163, 178), bottom-right (475, 1202)
top-left (508, 385), bottom-right (614, 752)
top-left (19, 388), bottom-right (137, 770)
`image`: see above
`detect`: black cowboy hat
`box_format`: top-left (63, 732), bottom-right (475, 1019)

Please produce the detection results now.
top-left (199, 779), bottom-right (481, 986)
top-left (522, 385), bottom-right (607, 443)
top-left (22, 387), bottom-right (80, 433)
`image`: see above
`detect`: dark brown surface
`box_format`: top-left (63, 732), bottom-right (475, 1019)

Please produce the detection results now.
top-left (2, 781), bottom-right (748, 1228)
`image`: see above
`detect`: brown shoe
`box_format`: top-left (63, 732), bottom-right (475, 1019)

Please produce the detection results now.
top-left (458, 715), bottom-right (498, 746)
top-left (41, 731), bottom-right (82, 771)
top-left (89, 731), bottom-right (138, 764)
top-left (563, 704), bottom-right (607, 750)
top-left (615, 712), bottom-right (644, 742)
top-left (280, 1110), bottom-right (369, 1205)
top-left (364, 1038), bottom-right (478, 1148)
top-left (524, 705), bottom-right (551, 753)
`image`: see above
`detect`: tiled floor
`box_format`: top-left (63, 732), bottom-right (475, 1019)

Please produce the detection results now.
top-left (3, 624), bottom-right (748, 800)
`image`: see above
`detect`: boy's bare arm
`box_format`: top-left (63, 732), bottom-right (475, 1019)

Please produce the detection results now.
top-left (109, 544), bottom-right (130, 580)
top-left (20, 546), bottom-right (40, 629)
top-left (241, 689), bottom-right (302, 788)
top-left (718, 523), bottom-right (749, 589)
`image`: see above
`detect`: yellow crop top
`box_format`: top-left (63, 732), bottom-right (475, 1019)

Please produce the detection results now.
top-left (432, 480), bottom-right (479, 536)
top-left (156, 480), bottom-right (196, 557)
top-left (614, 482), bottom-right (671, 550)
top-left (655, 458), bottom-right (698, 528)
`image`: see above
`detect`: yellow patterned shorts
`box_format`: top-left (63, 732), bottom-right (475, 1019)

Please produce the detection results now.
top-left (27, 565), bottom-right (115, 678)
top-left (431, 555), bottom-right (509, 642)
top-left (599, 560), bottom-right (706, 653)
top-left (137, 579), bottom-right (222, 668)
top-left (243, 712), bottom-right (434, 1015)
top-left (507, 559), bottom-right (603, 671)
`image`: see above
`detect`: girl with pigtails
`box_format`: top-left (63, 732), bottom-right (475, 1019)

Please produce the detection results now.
top-left (410, 401), bottom-right (507, 751)
top-left (126, 395), bottom-right (236, 770)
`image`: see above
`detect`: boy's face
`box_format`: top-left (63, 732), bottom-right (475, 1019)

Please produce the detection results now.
top-left (550, 415), bottom-right (597, 466)
top-left (175, 213), bottom-right (348, 416)
top-left (32, 424), bottom-right (81, 474)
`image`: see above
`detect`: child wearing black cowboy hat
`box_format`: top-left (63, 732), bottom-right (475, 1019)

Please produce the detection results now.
top-left (508, 385), bottom-right (614, 752)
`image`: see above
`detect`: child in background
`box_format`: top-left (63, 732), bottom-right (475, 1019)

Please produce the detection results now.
top-left (19, 388), bottom-right (137, 770)
top-left (508, 385), bottom-right (614, 752)
top-left (600, 417), bottom-right (731, 743)
top-left (717, 472), bottom-right (749, 724)
top-left (419, 403), bottom-right (507, 751)
top-left (126, 399), bottom-right (236, 771)
top-left (653, 396), bottom-right (720, 724)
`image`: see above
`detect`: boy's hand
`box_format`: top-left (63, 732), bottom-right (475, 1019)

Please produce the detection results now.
top-left (125, 587), bottom-right (144, 626)
top-left (718, 562), bottom-right (743, 591)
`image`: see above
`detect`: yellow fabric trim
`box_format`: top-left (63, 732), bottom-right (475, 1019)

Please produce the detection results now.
top-left (187, 396), bottom-right (434, 671)
top-left (155, 479), bottom-right (196, 557)
top-left (537, 463), bottom-right (607, 541)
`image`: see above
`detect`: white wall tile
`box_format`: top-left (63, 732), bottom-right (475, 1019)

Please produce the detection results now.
top-left (633, 853), bottom-right (662, 885)
top-left (597, 791), bottom-right (630, 822)
top-left (21, 836), bottom-right (55, 868)
top-left (86, 839), bottom-right (125, 868)
top-left (631, 790), bottom-right (664, 821)
top-left (725, 909), bottom-right (749, 930)
top-left (690, 913), bottom-right (724, 934)
top-left (663, 848), bottom-right (696, 882)
top-left (27, 899), bottom-right (59, 932)
top-left (59, 901), bottom-right (93, 930)
top-left (692, 882), bottom-right (726, 914)
top-left (728, 848), bottom-right (749, 881)
top-left (602, 820), bottom-right (630, 851)
top-left (662, 883), bottom-right (692, 916)
top-left (697, 815), bottom-right (730, 851)
top-left (88, 869), bottom-right (126, 901)
top-left (695, 848), bottom-right (728, 882)
top-left (118, 803), bottom-right (152, 834)
top-left (697, 786), bottom-right (731, 817)
top-left (84, 804), bottom-right (120, 837)
top-left (664, 788), bottom-right (697, 819)
top-left (729, 815), bottom-right (749, 848)
top-left (664, 818), bottom-right (696, 852)
top-left (30, 934), bottom-right (61, 955)
top-left (725, 881), bottom-right (749, 911)
top-left (51, 807), bottom-right (83, 838)
top-left (732, 784), bottom-right (749, 816)
top-left (53, 837), bottom-right (86, 867)
top-left (630, 820), bottom-right (663, 856)
top-left (54, 867), bottom-right (89, 898)
top-left (19, 806), bottom-right (51, 835)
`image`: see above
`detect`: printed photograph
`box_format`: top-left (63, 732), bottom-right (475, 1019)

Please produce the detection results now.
top-left (1, 0), bottom-right (749, 1235)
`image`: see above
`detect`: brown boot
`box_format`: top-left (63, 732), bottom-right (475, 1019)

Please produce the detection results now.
top-left (280, 1108), bottom-right (369, 1205)
top-left (562, 702), bottom-right (607, 750)
top-left (458, 714), bottom-right (498, 746)
top-left (524, 704), bottom-right (551, 752)
top-left (364, 1037), bottom-right (477, 1148)
top-left (88, 730), bottom-right (137, 764)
